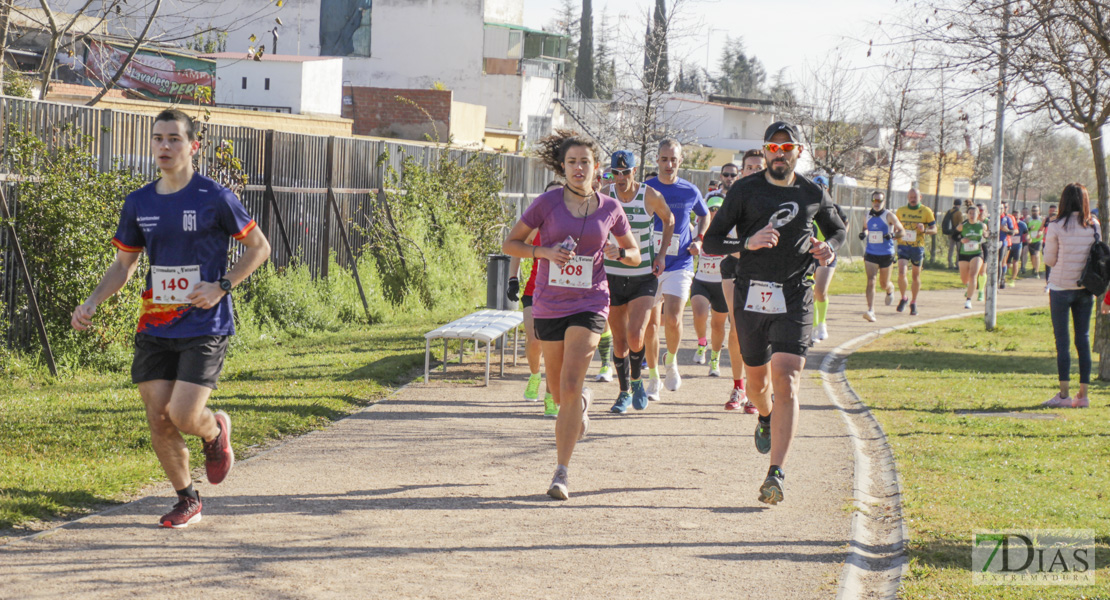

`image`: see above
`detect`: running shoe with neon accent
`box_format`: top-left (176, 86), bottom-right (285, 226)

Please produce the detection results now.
top-left (548, 466), bottom-right (569, 500)
top-left (524, 373), bottom-right (542, 401)
top-left (693, 344), bottom-right (707, 365)
top-left (594, 365), bottom-right (613, 382)
top-left (160, 494), bottom-right (202, 528)
top-left (977, 290), bottom-right (984, 302)
top-left (725, 388), bottom-right (743, 411)
top-left (611, 390), bottom-right (632, 414)
top-left (758, 472), bottom-right (784, 505)
top-left (631, 379), bottom-right (649, 410)
top-left (203, 411), bottom-right (234, 485)
top-left (754, 418), bottom-right (771, 454)
top-left (543, 393), bottom-right (558, 418)
top-left (665, 361), bottom-right (682, 392)
top-left (708, 356), bottom-right (721, 377)
top-left (646, 376), bottom-right (662, 401)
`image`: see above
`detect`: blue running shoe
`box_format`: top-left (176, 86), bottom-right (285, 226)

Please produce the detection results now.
top-left (630, 380), bottom-right (649, 410)
top-left (611, 391), bottom-right (632, 414)
top-left (754, 419), bottom-right (771, 455)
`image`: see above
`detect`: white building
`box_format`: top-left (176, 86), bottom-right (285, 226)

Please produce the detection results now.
top-left (78, 0), bottom-right (568, 147)
top-left (199, 53), bottom-right (344, 116)
top-left (660, 94), bottom-right (776, 153)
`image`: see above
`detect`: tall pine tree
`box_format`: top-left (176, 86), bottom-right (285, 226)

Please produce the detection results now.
top-left (575, 0), bottom-right (595, 97)
top-left (650, 0), bottom-right (669, 92)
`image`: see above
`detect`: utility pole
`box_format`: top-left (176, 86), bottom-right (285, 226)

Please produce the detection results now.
top-left (985, 4), bottom-right (1009, 331)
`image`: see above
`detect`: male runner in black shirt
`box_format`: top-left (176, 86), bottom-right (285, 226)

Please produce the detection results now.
top-left (703, 121), bottom-right (846, 505)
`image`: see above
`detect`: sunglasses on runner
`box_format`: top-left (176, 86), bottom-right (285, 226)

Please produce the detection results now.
top-left (610, 168), bottom-right (633, 177)
top-left (721, 172), bottom-right (739, 178)
top-left (602, 171), bottom-right (614, 180)
top-left (763, 142), bottom-right (802, 154)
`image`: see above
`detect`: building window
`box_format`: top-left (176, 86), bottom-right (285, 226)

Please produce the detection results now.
top-left (953, 178), bottom-right (970, 197)
top-left (265, 78), bottom-right (270, 90)
top-left (242, 77), bottom-right (247, 89)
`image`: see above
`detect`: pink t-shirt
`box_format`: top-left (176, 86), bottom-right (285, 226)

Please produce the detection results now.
top-left (521, 189), bottom-right (631, 320)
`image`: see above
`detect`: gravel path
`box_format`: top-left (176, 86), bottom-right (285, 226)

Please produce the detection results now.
top-left (0, 275), bottom-right (1049, 599)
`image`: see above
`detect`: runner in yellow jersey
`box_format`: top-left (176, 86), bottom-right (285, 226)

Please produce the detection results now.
top-left (894, 189), bottom-right (937, 315)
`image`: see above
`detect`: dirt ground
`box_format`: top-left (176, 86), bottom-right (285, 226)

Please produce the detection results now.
top-left (0, 275), bottom-right (1048, 599)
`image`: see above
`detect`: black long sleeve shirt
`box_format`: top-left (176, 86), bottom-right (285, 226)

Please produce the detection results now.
top-left (703, 172), bottom-right (847, 284)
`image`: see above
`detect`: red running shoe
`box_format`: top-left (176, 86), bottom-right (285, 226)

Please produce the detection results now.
top-left (160, 494), bottom-right (202, 528)
top-left (742, 400), bottom-right (758, 414)
top-left (203, 411), bottom-right (234, 485)
top-left (725, 388), bottom-right (744, 411)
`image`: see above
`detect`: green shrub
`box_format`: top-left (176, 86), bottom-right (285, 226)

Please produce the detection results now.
top-left (3, 126), bottom-right (146, 370)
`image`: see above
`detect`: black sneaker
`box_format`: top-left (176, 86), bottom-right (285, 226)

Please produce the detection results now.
top-left (754, 419), bottom-right (771, 455)
top-left (896, 298), bottom-right (907, 312)
top-left (759, 473), bottom-right (784, 505)
top-left (910, 303), bottom-right (918, 316)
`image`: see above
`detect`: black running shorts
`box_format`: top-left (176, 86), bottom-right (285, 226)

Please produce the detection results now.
top-left (958, 252), bottom-right (982, 263)
top-left (721, 256), bottom-right (737, 280)
top-left (606, 273), bottom-right (658, 306)
top-left (691, 278), bottom-right (728, 313)
top-left (864, 253), bottom-right (895, 269)
top-left (731, 279), bottom-right (813, 367)
top-left (1007, 244), bottom-right (1023, 262)
top-left (1028, 241), bottom-right (1042, 253)
top-left (533, 311), bottom-right (608, 341)
top-left (132, 333), bottom-right (230, 389)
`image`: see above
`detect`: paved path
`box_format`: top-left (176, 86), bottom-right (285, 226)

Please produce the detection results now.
top-left (0, 277), bottom-right (1048, 599)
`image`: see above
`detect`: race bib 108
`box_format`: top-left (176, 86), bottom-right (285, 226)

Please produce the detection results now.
top-left (549, 256), bottom-right (593, 289)
top-left (152, 265), bottom-right (200, 304)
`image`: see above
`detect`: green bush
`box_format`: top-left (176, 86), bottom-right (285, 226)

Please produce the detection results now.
top-left (3, 126), bottom-right (146, 370)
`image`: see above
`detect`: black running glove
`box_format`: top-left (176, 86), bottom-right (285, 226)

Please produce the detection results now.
top-left (507, 277), bottom-right (520, 302)
top-left (858, 231), bottom-right (866, 240)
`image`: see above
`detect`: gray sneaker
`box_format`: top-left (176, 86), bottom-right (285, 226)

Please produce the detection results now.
top-left (754, 418), bottom-right (772, 455)
top-left (579, 388), bottom-right (592, 440)
top-left (646, 376), bottom-right (662, 401)
top-left (548, 466), bottom-right (569, 500)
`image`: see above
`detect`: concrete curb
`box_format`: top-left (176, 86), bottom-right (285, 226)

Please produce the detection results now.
top-left (0, 380), bottom-right (418, 547)
top-left (825, 305), bottom-right (1042, 600)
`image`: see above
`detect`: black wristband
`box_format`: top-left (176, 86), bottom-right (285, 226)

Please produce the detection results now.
top-left (619, 247), bottom-right (627, 259)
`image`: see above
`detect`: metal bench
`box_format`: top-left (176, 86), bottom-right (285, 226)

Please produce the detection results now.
top-left (424, 309), bottom-right (523, 386)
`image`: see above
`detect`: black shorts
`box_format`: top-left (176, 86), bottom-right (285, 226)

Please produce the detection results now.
top-left (1007, 244), bottom-right (1023, 262)
top-left (958, 252), bottom-right (982, 263)
top-left (132, 333), bottom-right (229, 390)
top-left (1028, 241), bottom-right (1042, 253)
top-left (864, 253), bottom-right (895, 269)
top-left (521, 294), bottom-right (533, 309)
top-left (691, 278), bottom-right (728, 313)
top-left (606, 273), bottom-right (658, 306)
top-left (732, 279), bottom-right (813, 367)
top-left (533, 311), bottom-right (608, 341)
top-left (721, 256), bottom-right (737, 280)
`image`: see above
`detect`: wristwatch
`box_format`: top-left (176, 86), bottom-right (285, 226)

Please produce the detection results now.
top-left (218, 278), bottom-right (233, 293)
top-left (619, 247), bottom-right (627, 259)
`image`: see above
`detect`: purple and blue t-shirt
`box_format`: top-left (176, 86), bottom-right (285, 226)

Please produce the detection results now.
top-left (520, 189), bottom-right (631, 320)
top-left (646, 177), bottom-right (709, 272)
top-left (112, 173), bottom-right (257, 338)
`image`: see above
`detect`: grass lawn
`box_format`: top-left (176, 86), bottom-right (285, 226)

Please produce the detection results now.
top-left (847, 308), bottom-right (1110, 599)
top-left (0, 314), bottom-right (469, 534)
top-left (828, 257), bottom-right (968, 297)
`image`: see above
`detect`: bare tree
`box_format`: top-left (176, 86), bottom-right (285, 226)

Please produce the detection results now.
top-left (879, 44), bottom-right (931, 200)
top-left (780, 50), bottom-right (875, 188)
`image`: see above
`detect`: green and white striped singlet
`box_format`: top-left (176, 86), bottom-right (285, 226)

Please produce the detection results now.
top-left (605, 183), bottom-right (655, 277)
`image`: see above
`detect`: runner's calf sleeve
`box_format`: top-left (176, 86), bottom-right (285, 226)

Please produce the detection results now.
top-left (598, 330), bottom-right (613, 367)
top-left (629, 347), bottom-right (646, 380)
top-left (814, 300), bottom-right (828, 325)
top-left (614, 351), bottom-right (630, 391)
top-left (977, 274), bottom-right (986, 290)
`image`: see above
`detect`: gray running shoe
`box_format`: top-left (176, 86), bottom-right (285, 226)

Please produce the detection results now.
top-left (758, 473), bottom-right (784, 505)
top-left (579, 388), bottom-right (592, 440)
top-left (754, 419), bottom-right (772, 455)
top-left (548, 466), bottom-right (569, 500)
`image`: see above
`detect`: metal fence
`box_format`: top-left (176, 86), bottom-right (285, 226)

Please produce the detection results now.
top-left (0, 94), bottom-right (720, 350)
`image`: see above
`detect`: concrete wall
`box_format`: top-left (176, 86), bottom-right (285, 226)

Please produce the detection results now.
top-left (212, 60), bottom-right (304, 112)
top-left (449, 101), bottom-right (487, 148)
top-left (483, 0), bottom-right (523, 25)
top-left (479, 74), bottom-right (524, 131)
top-left (300, 59), bottom-right (343, 115)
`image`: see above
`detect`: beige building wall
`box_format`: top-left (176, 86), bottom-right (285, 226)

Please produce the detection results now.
top-left (449, 101), bottom-right (487, 148)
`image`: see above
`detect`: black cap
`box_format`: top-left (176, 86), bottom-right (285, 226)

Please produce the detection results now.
top-left (764, 121), bottom-right (803, 144)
